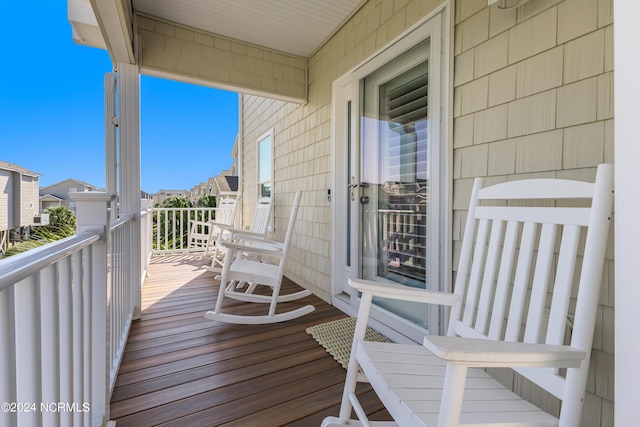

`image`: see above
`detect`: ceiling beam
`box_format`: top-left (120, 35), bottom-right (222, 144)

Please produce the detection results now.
top-left (88, 0), bottom-right (135, 64)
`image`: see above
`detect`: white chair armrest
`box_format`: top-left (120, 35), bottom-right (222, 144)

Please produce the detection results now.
top-left (423, 336), bottom-right (586, 368)
top-left (225, 228), bottom-right (269, 239)
top-left (219, 240), bottom-right (284, 258)
top-left (189, 219), bottom-right (210, 227)
top-left (349, 278), bottom-right (459, 306)
top-left (208, 220), bottom-right (235, 229)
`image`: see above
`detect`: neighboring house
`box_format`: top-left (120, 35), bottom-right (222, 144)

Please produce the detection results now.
top-left (39, 178), bottom-right (102, 213)
top-left (152, 189), bottom-right (188, 206)
top-left (67, 0), bottom-right (638, 424)
top-left (0, 161), bottom-right (40, 253)
top-left (211, 172), bottom-right (238, 200)
top-left (38, 194), bottom-right (65, 212)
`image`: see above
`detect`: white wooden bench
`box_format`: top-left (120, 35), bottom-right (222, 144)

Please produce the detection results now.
top-left (323, 164), bottom-right (613, 427)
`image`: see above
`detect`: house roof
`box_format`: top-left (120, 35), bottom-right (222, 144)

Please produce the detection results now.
top-left (39, 178), bottom-right (102, 192)
top-left (214, 175), bottom-right (238, 193)
top-left (39, 194), bottom-right (65, 202)
top-left (0, 160), bottom-right (40, 177)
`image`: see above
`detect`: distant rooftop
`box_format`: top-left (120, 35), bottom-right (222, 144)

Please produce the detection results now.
top-left (215, 175), bottom-right (238, 193)
top-left (0, 160), bottom-right (40, 177)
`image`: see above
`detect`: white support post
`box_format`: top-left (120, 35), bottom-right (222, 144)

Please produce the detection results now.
top-left (70, 191), bottom-right (115, 427)
top-left (117, 62), bottom-right (142, 319)
top-left (105, 72), bottom-right (118, 224)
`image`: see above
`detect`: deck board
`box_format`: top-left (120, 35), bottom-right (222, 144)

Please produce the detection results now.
top-left (110, 255), bottom-right (390, 426)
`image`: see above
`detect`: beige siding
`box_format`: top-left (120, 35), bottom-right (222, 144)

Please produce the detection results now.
top-left (453, 0), bottom-right (614, 424)
top-left (236, 0), bottom-right (614, 424)
top-left (0, 170), bottom-right (11, 231)
top-left (19, 175), bottom-right (38, 227)
top-left (137, 15), bottom-right (307, 103)
top-left (240, 0), bottom-right (445, 302)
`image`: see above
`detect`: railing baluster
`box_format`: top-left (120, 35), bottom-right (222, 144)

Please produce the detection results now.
top-left (59, 258), bottom-right (73, 427)
top-left (149, 207), bottom-right (216, 255)
top-left (72, 250), bottom-right (84, 426)
top-left (0, 287), bottom-right (17, 427)
top-left (13, 275), bottom-right (41, 427)
top-left (82, 245), bottom-right (92, 427)
top-left (39, 265), bottom-right (59, 427)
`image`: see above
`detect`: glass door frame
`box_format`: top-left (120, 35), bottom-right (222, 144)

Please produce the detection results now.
top-left (331, 8), bottom-right (451, 342)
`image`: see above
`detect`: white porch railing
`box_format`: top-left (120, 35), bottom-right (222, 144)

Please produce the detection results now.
top-left (0, 231), bottom-right (101, 427)
top-left (0, 193), bottom-right (152, 427)
top-left (140, 200), bottom-right (153, 280)
top-left (152, 207), bottom-right (217, 254)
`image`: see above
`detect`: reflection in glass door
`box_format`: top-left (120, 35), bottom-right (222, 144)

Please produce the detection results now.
top-left (360, 40), bottom-right (433, 329)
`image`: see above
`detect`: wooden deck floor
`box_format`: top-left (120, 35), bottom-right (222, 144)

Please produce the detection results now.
top-left (110, 255), bottom-right (390, 426)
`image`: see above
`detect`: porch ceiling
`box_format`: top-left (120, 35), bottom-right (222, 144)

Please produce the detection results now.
top-left (69, 0), bottom-right (366, 102)
top-left (133, 0), bottom-right (365, 58)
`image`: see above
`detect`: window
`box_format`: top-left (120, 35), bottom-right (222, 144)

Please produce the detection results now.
top-left (257, 130), bottom-right (273, 197)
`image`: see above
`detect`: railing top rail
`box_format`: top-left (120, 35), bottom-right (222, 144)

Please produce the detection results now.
top-left (152, 207), bottom-right (218, 211)
top-left (110, 213), bottom-right (135, 232)
top-left (0, 230), bottom-right (102, 292)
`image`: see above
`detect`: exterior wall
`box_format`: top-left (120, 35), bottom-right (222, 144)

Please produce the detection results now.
top-left (237, 0), bottom-right (613, 424)
top-left (39, 180), bottom-right (101, 210)
top-left (136, 15), bottom-right (307, 103)
top-left (18, 175), bottom-right (38, 227)
top-left (451, 0), bottom-right (613, 425)
top-left (152, 190), bottom-right (188, 206)
top-left (1, 170), bottom-right (39, 230)
top-left (40, 199), bottom-right (62, 212)
top-left (40, 181), bottom-right (91, 199)
top-left (0, 170), bottom-right (11, 231)
top-left (240, 0), bottom-right (446, 302)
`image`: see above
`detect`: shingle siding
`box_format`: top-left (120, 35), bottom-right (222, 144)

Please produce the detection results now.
top-left (236, 0), bottom-right (614, 424)
top-left (453, 1), bottom-right (614, 424)
top-left (0, 170), bottom-right (11, 231)
top-left (137, 15), bottom-right (307, 103)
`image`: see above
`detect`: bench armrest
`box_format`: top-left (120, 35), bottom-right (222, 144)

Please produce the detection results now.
top-left (349, 278), bottom-right (459, 307)
top-left (423, 336), bottom-right (586, 368)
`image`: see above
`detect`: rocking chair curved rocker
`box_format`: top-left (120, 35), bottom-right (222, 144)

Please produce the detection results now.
top-left (205, 191), bottom-right (315, 324)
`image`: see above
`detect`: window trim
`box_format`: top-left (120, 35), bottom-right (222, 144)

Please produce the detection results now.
top-left (256, 129), bottom-right (274, 198)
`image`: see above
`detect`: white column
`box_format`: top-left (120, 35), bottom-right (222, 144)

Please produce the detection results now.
top-left (117, 62), bottom-right (142, 319)
top-left (70, 191), bottom-right (115, 426)
top-left (614, 1), bottom-right (640, 424)
top-left (105, 72), bottom-right (118, 225)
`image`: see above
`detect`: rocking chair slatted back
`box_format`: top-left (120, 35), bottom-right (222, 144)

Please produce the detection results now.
top-left (250, 196), bottom-right (272, 235)
top-left (450, 164), bottom-right (613, 407)
top-left (323, 164), bottom-right (612, 427)
top-left (214, 197), bottom-right (238, 226)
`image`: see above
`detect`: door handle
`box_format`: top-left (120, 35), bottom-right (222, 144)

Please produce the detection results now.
top-left (350, 177), bottom-right (356, 201)
top-left (359, 181), bottom-right (370, 203)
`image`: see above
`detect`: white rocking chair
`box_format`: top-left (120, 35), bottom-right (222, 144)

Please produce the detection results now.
top-left (207, 196), bottom-right (272, 270)
top-left (187, 197), bottom-right (237, 257)
top-left (323, 164), bottom-right (614, 427)
top-left (205, 191), bottom-right (315, 324)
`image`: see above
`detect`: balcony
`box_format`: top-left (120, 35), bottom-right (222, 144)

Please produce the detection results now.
top-left (0, 195), bottom-right (388, 426)
top-left (111, 255), bottom-right (389, 426)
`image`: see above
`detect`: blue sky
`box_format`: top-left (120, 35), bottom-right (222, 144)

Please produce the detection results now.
top-left (0, 1), bottom-right (238, 194)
